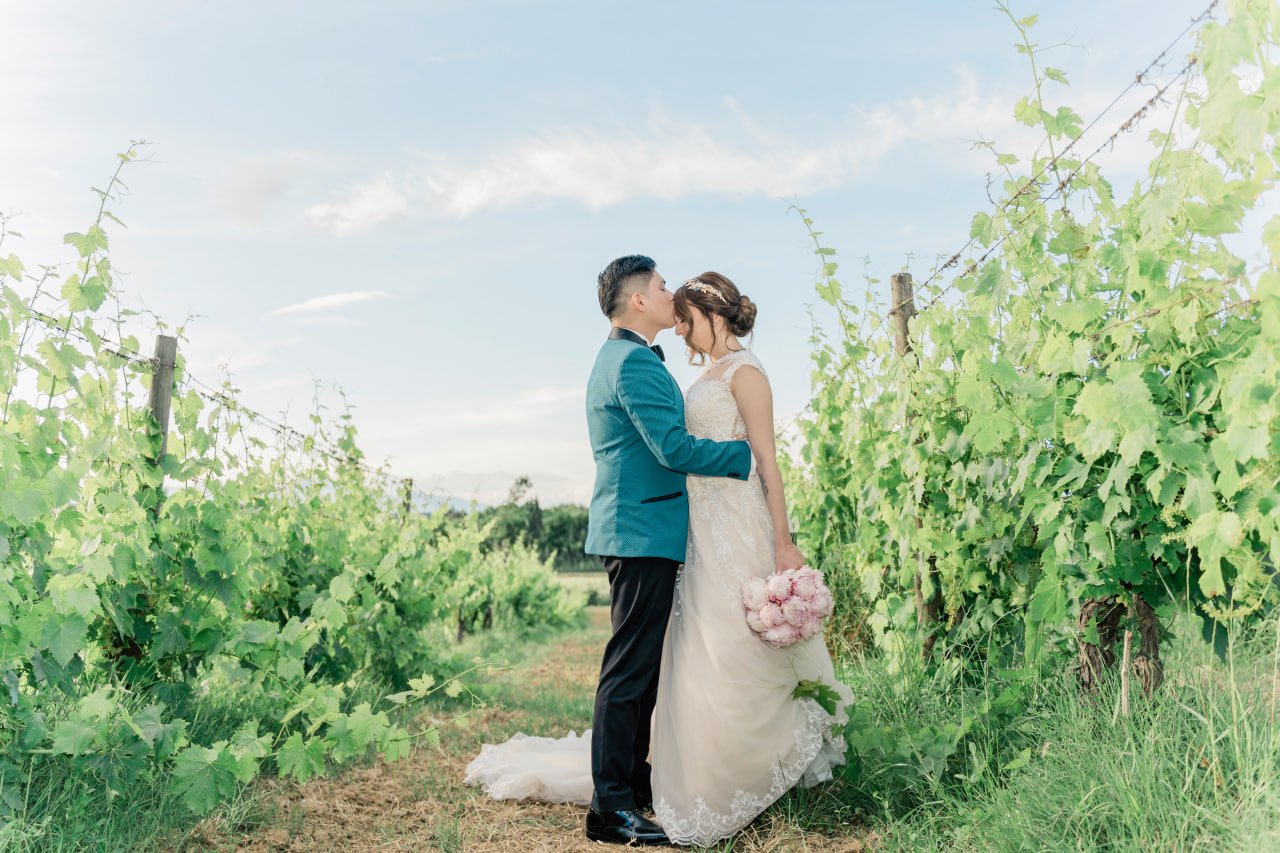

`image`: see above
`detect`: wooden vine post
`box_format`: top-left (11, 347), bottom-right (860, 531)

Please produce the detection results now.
top-left (402, 477), bottom-right (414, 517)
top-left (147, 335), bottom-right (178, 460)
top-left (890, 273), bottom-right (943, 658)
top-left (145, 334), bottom-right (178, 515)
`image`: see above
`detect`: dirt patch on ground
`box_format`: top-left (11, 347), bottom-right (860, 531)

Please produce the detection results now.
top-left (194, 606), bottom-right (870, 852)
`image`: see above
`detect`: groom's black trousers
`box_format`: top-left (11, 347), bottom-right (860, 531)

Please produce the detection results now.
top-left (590, 555), bottom-right (679, 812)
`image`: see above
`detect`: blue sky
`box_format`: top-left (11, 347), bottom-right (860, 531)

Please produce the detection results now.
top-left (2, 0), bottom-right (1227, 504)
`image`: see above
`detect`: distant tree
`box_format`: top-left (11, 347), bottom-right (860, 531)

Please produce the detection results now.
top-left (474, 476), bottom-right (593, 570)
top-left (541, 504), bottom-right (590, 568)
top-left (478, 475), bottom-right (543, 551)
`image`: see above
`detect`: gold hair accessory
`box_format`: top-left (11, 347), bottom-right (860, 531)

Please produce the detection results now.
top-left (682, 279), bottom-right (728, 304)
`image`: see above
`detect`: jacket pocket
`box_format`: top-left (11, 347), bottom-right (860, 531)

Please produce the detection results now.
top-left (640, 491), bottom-right (684, 504)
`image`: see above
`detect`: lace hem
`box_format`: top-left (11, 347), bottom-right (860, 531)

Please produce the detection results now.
top-left (652, 699), bottom-right (846, 847)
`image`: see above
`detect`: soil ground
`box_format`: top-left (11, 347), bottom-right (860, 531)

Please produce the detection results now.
top-left (190, 606), bottom-right (870, 852)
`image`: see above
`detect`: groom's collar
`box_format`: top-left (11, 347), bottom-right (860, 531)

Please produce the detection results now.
top-left (609, 327), bottom-right (665, 362)
top-left (609, 327), bottom-right (655, 347)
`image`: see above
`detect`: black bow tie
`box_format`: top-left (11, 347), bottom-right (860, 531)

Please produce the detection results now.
top-left (608, 328), bottom-right (664, 361)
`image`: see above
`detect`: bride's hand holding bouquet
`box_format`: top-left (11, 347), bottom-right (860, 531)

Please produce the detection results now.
top-left (740, 564), bottom-right (834, 648)
top-left (774, 539), bottom-right (805, 573)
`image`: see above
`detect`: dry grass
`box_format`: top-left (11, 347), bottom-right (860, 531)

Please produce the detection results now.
top-left (190, 606), bottom-right (870, 852)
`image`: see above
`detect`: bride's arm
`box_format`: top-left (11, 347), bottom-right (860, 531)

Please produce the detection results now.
top-left (731, 366), bottom-right (806, 572)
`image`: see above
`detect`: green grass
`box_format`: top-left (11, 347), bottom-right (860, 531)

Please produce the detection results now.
top-left (14, 601), bottom-right (1279, 851)
top-left (555, 569), bottom-right (610, 606)
top-left (835, 614), bottom-right (1280, 851)
top-left (0, 616), bottom-right (598, 852)
top-left (0, 679), bottom-right (282, 852)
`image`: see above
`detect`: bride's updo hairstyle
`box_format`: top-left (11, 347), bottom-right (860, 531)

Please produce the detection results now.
top-left (673, 271), bottom-right (757, 365)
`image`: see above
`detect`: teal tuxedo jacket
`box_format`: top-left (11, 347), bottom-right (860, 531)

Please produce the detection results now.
top-left (585, 330), bottom-right (751, 563)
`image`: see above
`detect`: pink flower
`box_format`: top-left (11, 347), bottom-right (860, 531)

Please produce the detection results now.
top-left (766, 574), bottom-right (793, 602)
top-left (782, 598), bottom-right (811, 627)
top-left (759, 603), bottom-right (786, 629)
top-left (741, 577), bottom-right (769, 611)
top-left (793, 577), bottom-right (818, 600)
top-left (743, 566), bottom-right (834, 646)
top-left (764, 624), bottom-right (800, 647)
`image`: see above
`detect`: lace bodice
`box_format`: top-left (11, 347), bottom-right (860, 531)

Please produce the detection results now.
top-left (684, 349), bottom-right (767, 442)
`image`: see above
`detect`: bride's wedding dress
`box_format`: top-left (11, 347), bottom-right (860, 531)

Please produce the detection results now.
top-left (465, 349), bottom-right (851, 846)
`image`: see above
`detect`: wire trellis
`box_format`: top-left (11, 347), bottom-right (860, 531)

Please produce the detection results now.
top-left (777, 0), bottom-right (1229, 438)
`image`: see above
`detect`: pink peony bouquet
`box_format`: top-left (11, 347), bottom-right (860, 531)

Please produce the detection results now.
top-left (741, 566), bottom-right (834, 648)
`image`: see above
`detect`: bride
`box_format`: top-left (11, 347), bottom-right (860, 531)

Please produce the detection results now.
top-left (466, 272), bottom-right (851, 847)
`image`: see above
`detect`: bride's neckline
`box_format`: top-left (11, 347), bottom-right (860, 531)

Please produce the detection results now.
top-left (710, 347), bottom-right (747, 365)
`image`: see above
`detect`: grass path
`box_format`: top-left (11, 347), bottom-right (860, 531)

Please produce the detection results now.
top-left (195, 606), bottom-right (869, 852)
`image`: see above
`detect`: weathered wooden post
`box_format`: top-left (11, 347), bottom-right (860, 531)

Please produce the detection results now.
top-left (147, 334), bottom-right (178, 462)
top-left (402, 477), bottom-right (414, 516)
top-left (890, 273), bottom-right (916, 358)
top-left (889, 274), bottom-right (943, 658)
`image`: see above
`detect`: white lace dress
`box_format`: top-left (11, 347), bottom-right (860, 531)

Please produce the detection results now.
top-left (649, 349), bottom-right (851, 846)
top-left (464, 350), bottom-right (851, 846)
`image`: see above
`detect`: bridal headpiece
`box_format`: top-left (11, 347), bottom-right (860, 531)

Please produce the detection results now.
top-left (682, 278), bottom-right (728, 304)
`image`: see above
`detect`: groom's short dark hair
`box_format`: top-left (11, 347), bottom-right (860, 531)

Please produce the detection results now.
top-left (598, 255), bottom-right (656, 318)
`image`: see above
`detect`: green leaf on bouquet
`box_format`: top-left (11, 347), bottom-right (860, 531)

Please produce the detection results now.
top-left (793, 679), bottom-right (843, 716)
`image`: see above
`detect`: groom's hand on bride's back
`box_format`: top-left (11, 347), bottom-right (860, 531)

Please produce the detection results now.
top-left (617, 350), bottom-right (750, 479)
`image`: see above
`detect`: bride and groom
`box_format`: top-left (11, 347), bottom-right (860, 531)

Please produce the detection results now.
top-left (466, 255), bottom-right (851, 847)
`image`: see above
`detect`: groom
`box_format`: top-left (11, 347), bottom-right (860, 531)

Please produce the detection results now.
top-left (584, 255), bottom-right (752, 846)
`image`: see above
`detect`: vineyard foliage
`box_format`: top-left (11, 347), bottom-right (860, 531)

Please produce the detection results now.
top-left (0, 162), bottom-right (581, 815)
top-left (791, 0), bottom-right (1279, 662)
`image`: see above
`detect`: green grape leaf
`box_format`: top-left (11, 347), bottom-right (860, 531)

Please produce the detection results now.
top-left (792, 679), bottom-right (843, 716)
top-left (228, 721), bottom-right (271, 783)
top-left (277, 732), bottom-right (326, 784)
top-left (0, 253), bottom-right (23, 279)
top-left (47, 573), bottom-right (100, 619)
top-left (345, 702), bottom-right (390, 750)
top-left (171, 743), bottom-right (241, 815)
top-left (153, 611), bottom-right (189, 658)
top-left (1223, 423), bottom-right (1269, 463)
top-left (970, 212), bottom-right (994, 245)
top-left (50, 717), bottom-right (98, 755)
top-left (63, 226), bottom-right (109, 257)
top-left (329, 572), bottom-right (355, 604)
top-left (42, 613), bottom-right (88, 666)
top-left (381, 728), bottom-right (413, 763)
top-left (1013, 96), bottom-right (1042, 127)
top-left (1028, 575), bottom-right (1066, 626)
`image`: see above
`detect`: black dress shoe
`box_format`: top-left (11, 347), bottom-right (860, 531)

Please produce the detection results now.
top-left (585, 808), bottom-right (669, 846)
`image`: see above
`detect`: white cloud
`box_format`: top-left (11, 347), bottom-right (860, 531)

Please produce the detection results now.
top-left (413, 79), bottom-right (1016, 217)
top-left (305, 180), bottom-right (409, 235)
top-left (265, 290), bottom-right (391, 318)
top-left (303, 70), bottom-right (1193, 232)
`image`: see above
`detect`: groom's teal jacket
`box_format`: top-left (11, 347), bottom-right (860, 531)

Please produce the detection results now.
top-left (585, 329), bottom-right (751, 563)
